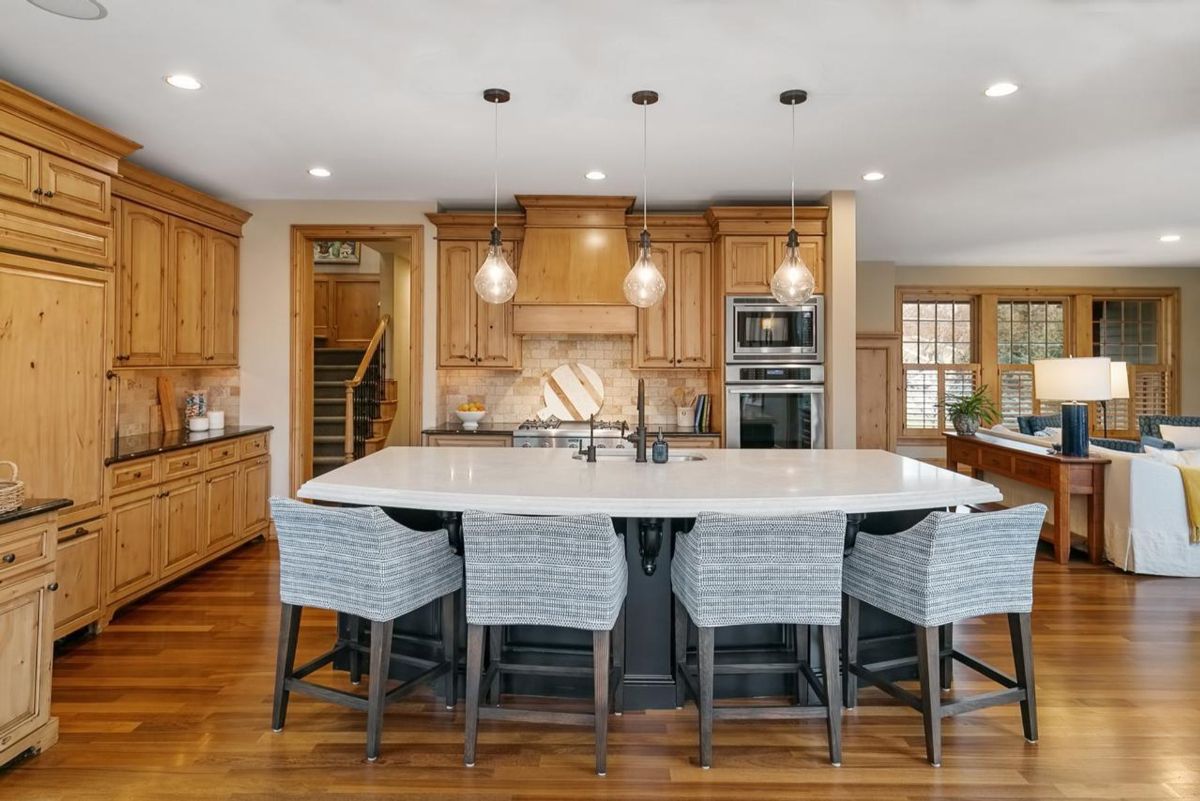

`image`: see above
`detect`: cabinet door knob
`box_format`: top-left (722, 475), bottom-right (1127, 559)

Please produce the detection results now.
top-left (2, 553), bottom-right (14, 564)
top-left (32, 188), bottom-right (43, 196)
top-left (47, 582), bottom-right (59, 592)
top-left (43, 191), bottom-right (54, 198)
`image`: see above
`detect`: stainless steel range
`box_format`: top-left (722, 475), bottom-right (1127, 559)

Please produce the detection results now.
top-left (513, 416), bottom-right (631, 450)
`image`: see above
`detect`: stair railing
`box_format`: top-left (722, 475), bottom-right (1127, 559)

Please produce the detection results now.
top-left (343, 314), bottom-right (391, 463)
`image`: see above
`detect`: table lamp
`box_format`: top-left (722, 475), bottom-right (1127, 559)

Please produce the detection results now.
top-left (1033, 357), bottom-right (1112, 457)
top-left (1102, 362), bottom-right (1130, 438)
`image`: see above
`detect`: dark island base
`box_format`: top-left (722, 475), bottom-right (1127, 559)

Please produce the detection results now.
top-left (337, 507), bottom-right (937, 710)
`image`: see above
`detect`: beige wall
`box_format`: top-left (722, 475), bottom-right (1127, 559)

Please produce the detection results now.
top-left (824, 191), bottom-right (857, 448)
top-left (238, 201), bottom-right (437, 496)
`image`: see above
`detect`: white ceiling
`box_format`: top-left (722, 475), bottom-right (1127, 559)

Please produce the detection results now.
top-left (4, 0), bottom-right (1199, 267)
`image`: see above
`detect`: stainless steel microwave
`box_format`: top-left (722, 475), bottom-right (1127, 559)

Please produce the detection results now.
top-left (726, 295), bottom-right (824, 363)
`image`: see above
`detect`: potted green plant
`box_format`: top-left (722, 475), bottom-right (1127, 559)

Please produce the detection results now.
top-left (941, 386), bottom-right (999, 435)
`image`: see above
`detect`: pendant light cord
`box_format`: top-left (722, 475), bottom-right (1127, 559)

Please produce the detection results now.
top-left (492, 98), bottom-right (499, 229)
top-left (642, 98), bottom-right (648, 232)
top-left (789, 99), bottom-right (796, 231)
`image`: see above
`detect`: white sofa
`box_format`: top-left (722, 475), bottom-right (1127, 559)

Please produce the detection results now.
top-left (977, 426), bottom-right (1199, 577)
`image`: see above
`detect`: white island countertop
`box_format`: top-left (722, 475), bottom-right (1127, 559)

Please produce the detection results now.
top-left (298, 447), bottom-right (1002, 517)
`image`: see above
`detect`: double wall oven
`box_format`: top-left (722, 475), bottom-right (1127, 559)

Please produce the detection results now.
top-left (725, 296), bottom-right (825, 449)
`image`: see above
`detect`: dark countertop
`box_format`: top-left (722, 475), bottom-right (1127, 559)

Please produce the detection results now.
top-left (106, 424), bottom-right (274, 465)
top-left (423, 422), bottom-right (716, 437)
top-left (0, 498), bottom-right (72, 527)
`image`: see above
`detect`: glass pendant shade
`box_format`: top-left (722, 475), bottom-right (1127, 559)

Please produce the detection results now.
top-left (474, 235), bottom-right (517, 304)
top-left (623, 233), bottom-right (666, 308)
top-left (770, 233), bottom-right (816, 306)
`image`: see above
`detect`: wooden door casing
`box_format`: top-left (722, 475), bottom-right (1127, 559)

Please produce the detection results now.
top-left (169, 217), bottom-right (207, 365)
top-left (117, 201), bottom-right (169, 366)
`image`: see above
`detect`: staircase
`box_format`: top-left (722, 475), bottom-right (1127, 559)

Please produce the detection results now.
top-left (312, 316), bottom-right (398, 478)
top-left (313, 347), bottom-right (362, 477)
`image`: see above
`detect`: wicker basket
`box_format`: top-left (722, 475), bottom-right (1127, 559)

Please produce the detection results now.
top-left (0, 461), bottom-right (25, 514)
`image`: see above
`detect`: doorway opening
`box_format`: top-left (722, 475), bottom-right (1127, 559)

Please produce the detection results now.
top-left (289, 225), bottom-right (424, 492)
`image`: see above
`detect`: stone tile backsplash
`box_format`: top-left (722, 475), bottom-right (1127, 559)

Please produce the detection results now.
top-left (437, 336), bottom-right (711, 426)
top-left (115, 368), bottom-right (240, 437)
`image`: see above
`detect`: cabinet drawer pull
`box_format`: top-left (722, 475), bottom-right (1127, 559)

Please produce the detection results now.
top-left (75, 527), bottom-right (88, 537)
top-left (2, 553), bottom-right (14, 564)
top-left (132, 471), bottom-right (142, 478)
top-left (48, 582), bottom-right (59, 592)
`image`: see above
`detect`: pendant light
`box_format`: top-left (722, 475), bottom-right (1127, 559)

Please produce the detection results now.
top-left (623, 90), bottom-right (667, 309)
top-left (770, 89), bottom-right (816, 306)
top-left (474, 88), bottom-right (518, 304)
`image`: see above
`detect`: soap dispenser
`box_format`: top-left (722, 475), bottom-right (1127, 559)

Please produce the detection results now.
top-left (652, 429), bottom-right (669, 464)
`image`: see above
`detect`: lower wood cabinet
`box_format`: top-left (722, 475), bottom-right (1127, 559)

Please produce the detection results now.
top-left (53, 521), bottom-right (103, 639)
top-left (423, 433), bottom-right (513, 447)
top-left (95, 432), bottom-right (272, 628)
top-left (0, 508), bottom-right (60, 768)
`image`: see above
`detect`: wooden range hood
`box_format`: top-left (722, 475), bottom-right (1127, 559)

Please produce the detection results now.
top-left (511, 195), bottom-right (638, 335)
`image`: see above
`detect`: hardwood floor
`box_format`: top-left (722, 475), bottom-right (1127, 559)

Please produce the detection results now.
top-left (3, 540), bottom-right (1199, 800)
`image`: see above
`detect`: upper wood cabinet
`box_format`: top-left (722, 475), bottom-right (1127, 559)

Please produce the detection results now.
top-left (634, 242), bottom-right (712, 369)
top-left (39, 154), bottom-right (110, 222)
top-left (437, 239), bottom-right (521, 369)
top-left (168, 217), bottom-right (207, 365)
top-left (205, 231), bottom-right (239, 364)
top-left (721, 234), bottom-right (825, 296)
top-left (116, 200), bottom-right (169, 366)
top-left (0, 132), bottom-right (38, 203)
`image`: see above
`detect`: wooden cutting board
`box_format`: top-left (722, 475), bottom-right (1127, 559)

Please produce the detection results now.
top-left (158, 376), bottom-right (181, 432)
top-left (541, 362), bottom-right (604, 421)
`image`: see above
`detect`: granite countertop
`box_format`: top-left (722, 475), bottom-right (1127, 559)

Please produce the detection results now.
top-left (106, 424), bottom-right (274, 465)
top-left (299, 448), bottom-right (1001, 517)
top-left (423, 421), bottom-right (717, 437)
top-left (0, 498), bottom-right (72, 527)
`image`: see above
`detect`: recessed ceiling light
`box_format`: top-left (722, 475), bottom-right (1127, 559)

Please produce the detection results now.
top-left (585, 170), bottom-right (606, 181)
top-left (984, 81), bottom-right (1019, 98)
top-left (308, 167), bottom-right (332, 178)
top-left (26, 0), bottom-right (106, 20)
top-left (861, 171), bottom-right (885, 182)
top-left (165, 74), bottom-right (202, 91)
top-left (1160, 234), bottom-right (1181, 243)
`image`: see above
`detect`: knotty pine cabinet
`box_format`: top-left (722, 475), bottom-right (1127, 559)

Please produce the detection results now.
top-left (721, 234), bottom-right (824, 296)
top-left (437, 239), bottom-right (521, 368)
top-left (0, 508), bottom-right (60, 769)
top-left (100, 432), bottom-right (271, 625)
top-left (52, 519), bottom-right (103, 639)
top-left (634, 242), bottom-right (713, 369)
top-left (313, 274), bottom-right (381, 348)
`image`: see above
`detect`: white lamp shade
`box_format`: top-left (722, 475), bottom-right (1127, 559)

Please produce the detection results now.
top-left (1109, 362), bottom-right (1130, 400)
top-left (1033, 357), bottom-right (1112, 402)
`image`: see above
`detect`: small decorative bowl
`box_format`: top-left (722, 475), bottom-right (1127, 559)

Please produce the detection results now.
top-left (455, 410), bottom-right (486, 431)
top-left (188, 416), bottom-right (211, 432)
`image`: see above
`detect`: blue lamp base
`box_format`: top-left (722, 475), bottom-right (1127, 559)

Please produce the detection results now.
top-left (1060, 403), bottom-right (1090, 457)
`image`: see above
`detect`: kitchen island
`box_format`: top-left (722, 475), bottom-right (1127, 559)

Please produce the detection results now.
top-left (298, 447), bottom-right (1002, 708)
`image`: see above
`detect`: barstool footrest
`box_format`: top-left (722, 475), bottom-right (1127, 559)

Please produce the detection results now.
top-left (849, 648), bottom-right (1027, 718)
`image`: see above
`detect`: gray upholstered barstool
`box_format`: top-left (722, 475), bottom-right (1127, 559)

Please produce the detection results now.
top-left (461, 511), bottom-right (627, 776)
top-left (842, 503), bottom-right (1046, 766)
top-left (671, 510), bottom-right (847, 768)
top-left (269, 498), bottom-right (463, 762)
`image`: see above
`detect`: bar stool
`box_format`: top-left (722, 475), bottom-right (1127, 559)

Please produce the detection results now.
top-left (671, 510), bottom-right (847, 768)
top-left (842, 503), bottom-right (1046, 766)
top-left (269, 498), bottom-right (463, 762)
top-left (461, 510), bottom-right (627, 776)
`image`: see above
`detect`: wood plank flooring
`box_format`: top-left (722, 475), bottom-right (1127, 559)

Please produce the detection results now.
top-left (3, 540), bottom-right (1199, 800)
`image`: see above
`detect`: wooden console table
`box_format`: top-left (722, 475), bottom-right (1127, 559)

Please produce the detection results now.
top-left (945, 431), bottom-right (1109, 564)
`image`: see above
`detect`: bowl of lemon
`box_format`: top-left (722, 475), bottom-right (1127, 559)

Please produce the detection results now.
top-left (454, 402), bottom-right (487, 430)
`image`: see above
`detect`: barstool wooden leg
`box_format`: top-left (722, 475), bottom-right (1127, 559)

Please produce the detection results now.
top-left (365, 618), bottom-right (394, 762)
top-left (940, 623), bottom-right (953, 690)
top-left (842, 594), bottom-right (860, 709)
top-left (1008, 612), bottom-right (1038, 743)
top-left (914, 625), bottom-right (942, 766)
top-left (487, 625), bottom-right (503, 706)
top-left (612, 604), bottom-right (626, 716)
top-left (271, 603), bottom-right (302, 732)
top-left (348, 615), bottom-right (362, 685)
top-left (820, 624), bottom-right (843, 766)
top-left (593, 629), bottom-right (611, 776)
top-left (441, 592), bottom-right (457, 709)
top-left (673, 595), bottom-right (688, 709)
top-left (464, 623), bottom-right (485, 767)
top-left (697, 626), bottom-right (715, 769)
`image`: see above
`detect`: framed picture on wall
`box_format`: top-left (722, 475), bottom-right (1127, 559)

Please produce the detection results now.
top-left (313, 240), bottom-right (361, 265)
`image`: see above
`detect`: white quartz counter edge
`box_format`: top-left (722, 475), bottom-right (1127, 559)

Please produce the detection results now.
top-left (297, 448), bottom-right (1004, 517)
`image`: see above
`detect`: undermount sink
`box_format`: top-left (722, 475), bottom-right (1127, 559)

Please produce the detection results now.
top-left (571, 450), bottom-right (707, 462)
